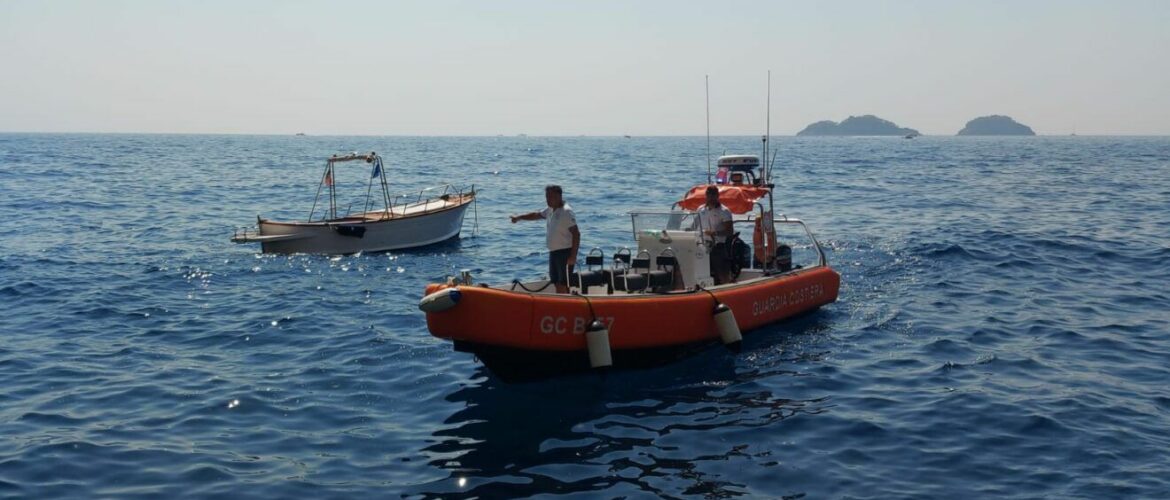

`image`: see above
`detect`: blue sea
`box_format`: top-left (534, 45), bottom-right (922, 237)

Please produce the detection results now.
top-left (1, 133), bottom-right (1169, 498)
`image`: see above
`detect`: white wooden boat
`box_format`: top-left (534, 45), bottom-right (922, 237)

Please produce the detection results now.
top-left (231, 152), bottom-right (477, 254)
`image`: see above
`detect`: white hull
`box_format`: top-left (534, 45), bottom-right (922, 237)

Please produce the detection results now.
top-left (237, 196), bottom-right (473, 254)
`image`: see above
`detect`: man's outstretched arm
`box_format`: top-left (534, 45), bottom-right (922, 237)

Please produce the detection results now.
top-left (510, 211), bottom-right (543, 223)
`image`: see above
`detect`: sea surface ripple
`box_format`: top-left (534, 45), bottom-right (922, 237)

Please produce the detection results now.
top-left (1, 134), bottom-right (1169, 498)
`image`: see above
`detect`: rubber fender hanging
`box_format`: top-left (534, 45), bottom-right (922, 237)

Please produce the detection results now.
top-left (585, 320), bottom-right (613, 369)
top-left (714, 302), bottom-right (742, 350)
top-left (419, 288), bottom-right (462, 313)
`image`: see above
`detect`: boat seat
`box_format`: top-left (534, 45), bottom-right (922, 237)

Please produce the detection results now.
top-left (604, 248), bottom-right (633, 293)
top-left (570, 249), bottom-right (606, 289)
top-left (601, 269), bottom-right (619, 290)
top-left (646, 270), bottom-right (671, 288)
top-left (614, 252), bottom-right (652, 292)
top-left (616, 273), bottom-right (648, 292)
top-left (647, 253), bottom-right (677, 289)
top-left (573, 270), bottom-right (605, 288)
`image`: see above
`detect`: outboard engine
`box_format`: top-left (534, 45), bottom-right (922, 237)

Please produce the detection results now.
top-left (776, 244), bottom-right (792, 272)
top-left (730, 236), bottom-right (751, 276)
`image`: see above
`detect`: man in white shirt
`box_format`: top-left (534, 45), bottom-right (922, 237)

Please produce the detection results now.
top-left (698, 186), bottom-right (734, 284)
top-left (511, 185), bottom-right (580, 294)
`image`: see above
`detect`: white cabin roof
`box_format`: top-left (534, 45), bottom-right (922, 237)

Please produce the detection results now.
top-left (716, 155), bottom-right (760, 167)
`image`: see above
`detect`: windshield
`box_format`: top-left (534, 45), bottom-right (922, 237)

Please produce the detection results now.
top-left (629, 211), bottom-right (702, 240)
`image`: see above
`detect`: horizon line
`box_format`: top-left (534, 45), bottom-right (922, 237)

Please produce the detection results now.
top-left (2, 130), bottom-right (1168, 138)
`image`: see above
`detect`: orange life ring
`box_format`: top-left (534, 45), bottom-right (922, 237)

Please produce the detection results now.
top-left (753, 217), bottom-right (777, 265)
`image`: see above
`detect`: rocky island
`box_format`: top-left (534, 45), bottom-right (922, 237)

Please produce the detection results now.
top-left (796, 115), bottom-right (919, 136)
top-left (957, 115), bottom-right (1035, 136)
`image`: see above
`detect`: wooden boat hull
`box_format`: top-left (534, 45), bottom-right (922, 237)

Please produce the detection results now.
top-left (423, 266), bottom-right (840, 378)
top-left (246, 196), bottom-right (472, 254)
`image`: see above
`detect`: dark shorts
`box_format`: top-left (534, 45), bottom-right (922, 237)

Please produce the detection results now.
top-left (710, 242), bottom-right (730, 280)
top-left (549, 248), bottom-right (573, 285)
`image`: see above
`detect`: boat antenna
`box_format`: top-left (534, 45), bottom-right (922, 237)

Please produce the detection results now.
top-left (765, 70), bottom-right (771, 183)
top-left (706, 74), bottom-right (711, 184)
top-left (769, 149), bottom-right (779, 187)
top-left (765, 70), bottom-right (777, 243)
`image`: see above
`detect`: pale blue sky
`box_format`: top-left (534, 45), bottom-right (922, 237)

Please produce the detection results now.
top-left (1, 0), bottom-right (1166, 135)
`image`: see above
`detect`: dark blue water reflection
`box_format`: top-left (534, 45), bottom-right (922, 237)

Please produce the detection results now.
top-left (1, 134), bottom-right (1168, 498)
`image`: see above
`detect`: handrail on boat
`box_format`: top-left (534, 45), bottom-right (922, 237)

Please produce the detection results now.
top-left (731, 217), bottom-right (828, 270)
top-left (302, 185), bottom-right (477, 220)
top-left (388, 183), bottom-right (474, 213)
top-left (308, 151), bottom-right (477, 222)
top-left (304, 182), bottom-right (476, 221)
top-left (739, 201), bottom-right (825, 270)
top-left (626, 210), bottom-right (827, 273)
top-left (326, 152), bottom-right (378, 164)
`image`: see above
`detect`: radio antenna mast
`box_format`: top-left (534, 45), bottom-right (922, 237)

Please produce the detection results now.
top-left (706, 75), bottom-right (711, 184)
top-left (765, 70), bottom-right (772, 183)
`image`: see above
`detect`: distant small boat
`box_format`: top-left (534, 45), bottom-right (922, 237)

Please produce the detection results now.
top-left (904, 133), bottom-right (917, 139)
top-left (231, 152), bottom-right (476, 254)
top-left (624, 134), bottom-right (632, 139)
top-left (295, 132), bottom-right (306, 136)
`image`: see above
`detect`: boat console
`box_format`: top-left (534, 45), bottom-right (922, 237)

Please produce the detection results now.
top-left (631, 211), bottom-right (715, 289)
top-left (563, 212), bottom-right (715, 295)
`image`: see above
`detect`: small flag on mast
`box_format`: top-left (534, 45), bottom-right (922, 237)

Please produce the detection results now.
top-left (371, 162), bottom-right (381, 179)
top-left (324, 169), bottom-right (333, 186)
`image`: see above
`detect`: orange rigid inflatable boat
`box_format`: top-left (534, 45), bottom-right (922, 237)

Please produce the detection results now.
top-left (420, 154), bottom-right (840, 380)
top-left (426, 266), bottom-right (837, 350)
top-left (424, 266), bottom-right (839, 380)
